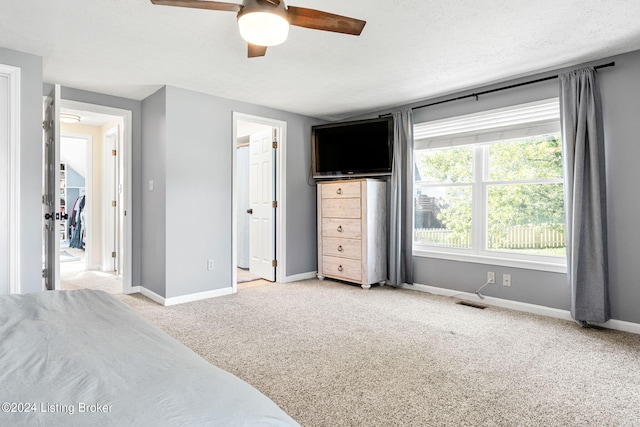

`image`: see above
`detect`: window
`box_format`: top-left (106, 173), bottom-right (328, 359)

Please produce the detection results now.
top-left (413, 99), bottom-right (566, 272)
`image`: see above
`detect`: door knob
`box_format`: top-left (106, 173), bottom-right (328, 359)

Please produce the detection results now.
top-left (44, 213), bottom-right (54, 220)
top-left (246, 209), bottom-right (253, 214)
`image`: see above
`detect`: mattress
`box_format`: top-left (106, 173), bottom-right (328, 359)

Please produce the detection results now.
top-left (0, 289), bottom-right (299, 426)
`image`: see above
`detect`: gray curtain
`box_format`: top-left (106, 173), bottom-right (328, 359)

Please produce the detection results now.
top-left (559, 67), bottom-right (610, 324)
top-left (388, 110), bottom-right (414, 286)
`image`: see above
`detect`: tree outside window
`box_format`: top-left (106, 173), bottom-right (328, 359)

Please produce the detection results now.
top-left (415, 135), bottom-right (565, 258)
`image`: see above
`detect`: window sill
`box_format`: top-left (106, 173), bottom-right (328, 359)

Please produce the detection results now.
top-left (413, 247), bottom-right (567, 273)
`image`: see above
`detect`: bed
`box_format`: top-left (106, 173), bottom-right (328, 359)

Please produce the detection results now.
top-left (0, 289), bottom-right (299, 426)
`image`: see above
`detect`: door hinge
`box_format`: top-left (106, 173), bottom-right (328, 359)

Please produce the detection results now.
top-left (42, 120), bottom-right (48, 130)
top-left (272, 200), bottom-right (278, 208)
top-left (272, 260), bottom-right (278, 267)
top-left (112, 200), bottom-right (117, 207)
top-left (42, 268), bottom-right (47, 278)
top-left (112, 149), bottom-right (117, 156)
top-left (272, 140), bottom-right (278, 149)
top-left (112, 251), bottom-right (117, 258)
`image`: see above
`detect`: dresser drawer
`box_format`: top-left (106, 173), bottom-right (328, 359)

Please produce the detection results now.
top-left (321, 181), bottom-right (361, 199)
top-left (323, 237), bottom-right (362, 260)
top-left (322, 256), bottom-right (362, 282)
top-left (322, 218), bottom-right (362, 239)
top-left (321, 198), bottom-right (361, 218)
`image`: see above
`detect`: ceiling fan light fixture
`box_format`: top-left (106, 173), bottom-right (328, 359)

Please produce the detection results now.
top-left (149, 0), bottom-right (367, 58)
top-left (238, 11), bottom-right (289, 46)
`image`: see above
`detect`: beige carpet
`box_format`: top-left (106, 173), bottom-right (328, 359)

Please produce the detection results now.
top-left (63, 273), bottom-right (640, 426)
top-left (237, 267), bottom-right (264, 284)
top-left (60, 262), bottom-right (121, 295)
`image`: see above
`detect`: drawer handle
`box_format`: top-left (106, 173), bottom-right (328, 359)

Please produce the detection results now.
top-left (337, 265), bottom-right (343, 272)
top-left (336, 188), bottom-right (342, 195)
top-left (337, 245), bottom-right (343, 252)
top-left (337, 225), bottom-right (343, 233)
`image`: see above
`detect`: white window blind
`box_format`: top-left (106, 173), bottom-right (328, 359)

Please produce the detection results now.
top-left (414, 98), bottom-right (560, 149)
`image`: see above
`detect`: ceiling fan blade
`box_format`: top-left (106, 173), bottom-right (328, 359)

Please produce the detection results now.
top-left (150, 0), bottom-right (242, 12)
top-left (248, 44), bottom-right (268, 58)
top-left (287, 6), bottom-right (366, 36)
top-left (263, 0), bottom-right (281, 5)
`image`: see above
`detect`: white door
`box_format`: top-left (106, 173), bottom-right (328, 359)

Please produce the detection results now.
top-left (249, 128), bottom-right (276, 281)
top-left (43, 85), bottom-right (61, 290)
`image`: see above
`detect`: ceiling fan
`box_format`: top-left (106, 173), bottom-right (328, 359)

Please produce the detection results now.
top-left (150, 0), bottom-right (366, 58)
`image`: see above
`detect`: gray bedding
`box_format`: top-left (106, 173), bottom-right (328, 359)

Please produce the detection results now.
top-left (0, 289), bottom-right (299, 426)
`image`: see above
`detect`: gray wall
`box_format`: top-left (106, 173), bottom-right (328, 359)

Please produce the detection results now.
top-left (285, 111), bottom-right (323, 277)
top-left (353, 49), bottom-right (640, 324)
top-left (141, 87), bottom-right (167, 296)
top-left (0, 48), bottom-right (43, 294)
top-left (141, 85), bottom-right (322, 298)
top-left (164, 86), bottom-right (231, 298)
top-left (599, 51), bottom-right (640, 325)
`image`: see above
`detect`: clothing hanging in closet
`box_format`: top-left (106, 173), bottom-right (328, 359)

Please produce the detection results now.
top-left (69, 195), bottom-right (86, 249)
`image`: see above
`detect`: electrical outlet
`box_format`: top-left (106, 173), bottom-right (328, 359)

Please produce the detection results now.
top-left (487, 272), bottom-right (495, 284)
top-left (207, 259), bottom-right (214, 271)
top-left (503, 274), bottom-right (511, 287)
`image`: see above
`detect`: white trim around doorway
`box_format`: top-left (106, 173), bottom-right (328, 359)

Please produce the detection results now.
top-left (232, 112), bottom-right (288, 292)
top-left (1, 64), bottom-right (21, 294)
top-left (60, 100), bottom-right (133, 294)
top-left (103, 125), bottom-right (120, 273)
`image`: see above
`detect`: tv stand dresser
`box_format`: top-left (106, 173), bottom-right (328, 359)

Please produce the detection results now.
top-left (316, 178), bottom-right (387, 289)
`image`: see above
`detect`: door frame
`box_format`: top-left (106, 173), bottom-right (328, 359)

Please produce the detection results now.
top-left (0, 64), bottom-right (20, 294)
top-left (102, 125), bottom-right (119, 273)
top-left (232, 112), bottom-right (287, 291)
top-left (59, 99), bottom-right (133, 293)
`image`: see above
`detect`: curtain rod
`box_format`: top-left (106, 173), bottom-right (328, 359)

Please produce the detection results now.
top-left (383, 62), bottom-right (615, 116)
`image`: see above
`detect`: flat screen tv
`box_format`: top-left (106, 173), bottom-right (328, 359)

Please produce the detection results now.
top-left (311, 117), bottom-right (393, 179)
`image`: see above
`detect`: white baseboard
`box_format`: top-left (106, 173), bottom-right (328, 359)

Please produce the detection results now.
top-left (137, 287), bottom-right (165, 305)
top-left (400, 283), bottom-right (640, 335)
top-left (601, 318), bottom-right (640, 335)
top-left (136, 286), bottom-right (234, 306)
top-left (125, 285), bottom-right (140, 294)
top-left (283, 271), bottom-right (318, 283)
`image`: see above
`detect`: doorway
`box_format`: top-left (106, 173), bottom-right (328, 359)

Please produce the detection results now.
top-left (232, 113), bottom-right (287, 291)
top-left (58, 109), bottom-right (122, 293)
top-left (42, 96), bottom-right (133, 294)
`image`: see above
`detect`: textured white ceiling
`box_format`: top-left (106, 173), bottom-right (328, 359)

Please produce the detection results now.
top-left (2, 0), bottom-right (640, 120)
